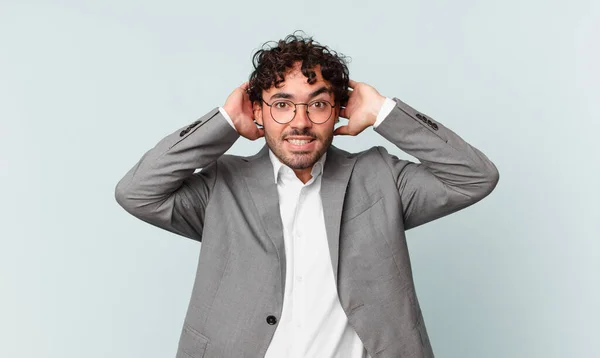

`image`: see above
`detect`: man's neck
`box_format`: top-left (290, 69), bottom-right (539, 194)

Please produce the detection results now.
top-left (267, 149), bottom-right (328, 185)
top-left (293, 168), bottom-right (313, 184)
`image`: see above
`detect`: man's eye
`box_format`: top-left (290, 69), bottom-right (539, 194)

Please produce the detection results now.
top-left (275, 102), bottom-right (290, 109)
top-left (311, 101), bottom-right (327, 108)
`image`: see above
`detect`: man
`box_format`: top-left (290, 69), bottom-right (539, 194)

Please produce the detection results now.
top-left (115, 33), bottom-right (499, 358)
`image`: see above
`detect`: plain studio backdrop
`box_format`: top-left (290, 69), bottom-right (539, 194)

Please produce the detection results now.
top-left (1, 0), bottom-right (598, 357)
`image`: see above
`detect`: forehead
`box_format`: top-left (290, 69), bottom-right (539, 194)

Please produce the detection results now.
top-left (263, 63), bottom-right (333, 99)
top-left (284, 62), bottom-right (325, 81)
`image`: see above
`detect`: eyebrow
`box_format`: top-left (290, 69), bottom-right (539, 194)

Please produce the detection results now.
top-left (269, 86), bottom-right (333, 101)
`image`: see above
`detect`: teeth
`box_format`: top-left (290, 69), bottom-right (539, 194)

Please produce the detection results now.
top-left (287, 139), bottom-right (311, 145)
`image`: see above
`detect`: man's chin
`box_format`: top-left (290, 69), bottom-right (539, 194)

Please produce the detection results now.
top-left (283, 152), bottom-right (316, 170)
top-left (288, 150), bottom-right (312, 156)
top-left (265, 138), bottom-right (327, 170)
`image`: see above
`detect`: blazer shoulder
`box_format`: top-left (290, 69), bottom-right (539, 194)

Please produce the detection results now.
top-left (331, 145), bottom-right (383, 159)
top-left (214, 153), bottom-right (248, 172)
top-left (336, 145), bottom-right (391, 165)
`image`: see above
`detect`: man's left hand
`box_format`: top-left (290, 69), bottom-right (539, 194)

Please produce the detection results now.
top-left (334, 79), bottom-right (386, 136)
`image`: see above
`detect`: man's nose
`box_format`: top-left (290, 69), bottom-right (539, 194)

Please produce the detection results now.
top-left (290, 105), bottom-right (312, 128)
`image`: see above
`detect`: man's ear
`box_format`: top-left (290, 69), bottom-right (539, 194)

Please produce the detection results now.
top-left (253, 102), bottom-right (264, 126)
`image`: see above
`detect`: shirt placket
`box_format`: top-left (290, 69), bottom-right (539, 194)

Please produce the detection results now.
top-left (291, 184), bottom-right (308, 358)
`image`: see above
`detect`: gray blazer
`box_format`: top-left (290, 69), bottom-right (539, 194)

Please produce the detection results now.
top-left (115, 97), bottom-right (499, 358)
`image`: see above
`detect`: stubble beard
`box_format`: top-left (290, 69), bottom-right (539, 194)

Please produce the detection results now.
top-left (265, 130), bottom-right (333, 170)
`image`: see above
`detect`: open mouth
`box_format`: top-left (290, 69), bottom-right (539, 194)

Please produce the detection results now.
top-left (284, 137), bottom-right (316, 150)
top-left (286, 139), bottom-right (313, 145)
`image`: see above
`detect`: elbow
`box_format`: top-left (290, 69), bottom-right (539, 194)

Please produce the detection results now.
top-left (114, 180), bottom-right (128, 208)
top-left (478, 164), bottom-right (500, 200)
top-left (114, 179), bottom-right (136, 214)
top-left (114, 178), bottom-right (172, 222)
top-left (489, 166), bottom-right (500, 189)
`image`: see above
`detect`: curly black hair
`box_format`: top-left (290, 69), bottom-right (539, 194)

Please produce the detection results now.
top-left (247, 31), bottom-right (350, 108)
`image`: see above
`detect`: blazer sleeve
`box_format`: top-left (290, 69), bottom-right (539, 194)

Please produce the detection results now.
top-left (114, 108), bottom-right (240, 241)
top-left (373, 97), bottom-right (500, 230)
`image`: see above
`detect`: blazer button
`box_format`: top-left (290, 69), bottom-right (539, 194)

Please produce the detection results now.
top-left (189, 120), bottom-right (202, 128)
top-left (179, 128), bottom-right (190, 137)
top-left (266, 315), bottom-right (277, 325)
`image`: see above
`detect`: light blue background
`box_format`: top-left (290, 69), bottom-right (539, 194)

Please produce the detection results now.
top-left (1, 0), bottom-right (598, 357)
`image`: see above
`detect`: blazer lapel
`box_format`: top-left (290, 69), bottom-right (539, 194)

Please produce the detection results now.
top-left (241, 145), bottom-right (287, 298)
top-left (241, 144), bottom-right (356, 297)
top-left (321, 145), bottom-right (357, 285)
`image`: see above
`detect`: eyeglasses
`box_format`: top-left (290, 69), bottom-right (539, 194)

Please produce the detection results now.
top-left (262, 98), bottom-right (334, 124)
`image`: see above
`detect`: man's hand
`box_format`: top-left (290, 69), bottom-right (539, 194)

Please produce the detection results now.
top-left (334, 79), bottom-right (386, 136)
top-left (223, 81), bottom-right (264, 140)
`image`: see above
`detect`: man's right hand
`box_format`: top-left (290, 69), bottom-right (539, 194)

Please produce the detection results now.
top-left (222, 81), bottom-right (265, 140)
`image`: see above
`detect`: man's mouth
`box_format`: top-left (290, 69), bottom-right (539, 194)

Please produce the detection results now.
top-left (286, 139), bottom-right (313, 145)
top-left (284, 136), bottom-right (316, 149)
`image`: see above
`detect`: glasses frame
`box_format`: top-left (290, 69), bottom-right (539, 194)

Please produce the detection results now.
top-left (261, 98), bottom-right (335, 124)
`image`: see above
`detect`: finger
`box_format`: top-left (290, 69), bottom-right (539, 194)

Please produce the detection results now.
top-left (348, 79), bottom-right (358, 88)
top-left (334, 125), bottom-right (351, 136)
top-left (250, 128), bottom-right (265, 140)
top-left (247, 128), bottom-right (264, 141)
top-left (240, 81), bottom-right (250, 90)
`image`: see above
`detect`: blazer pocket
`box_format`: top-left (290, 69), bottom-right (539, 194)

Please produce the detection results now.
top-left (342, 196), bottom-right (383, 223)
top-left (178, 325), bottom-right (209, 358)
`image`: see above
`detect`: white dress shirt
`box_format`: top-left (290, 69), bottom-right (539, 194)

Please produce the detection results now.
top-left (219, 98), bottom-right (395, 358)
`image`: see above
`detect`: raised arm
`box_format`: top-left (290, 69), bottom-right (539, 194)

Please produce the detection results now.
top-left (114, 109), bottom-right (239, 241)
top-left (335, 79), bottom-right (499, 230)
top-left (114, 82), bottom-right (261, 241)
top-left (374, 97), bottom-right (499, 230)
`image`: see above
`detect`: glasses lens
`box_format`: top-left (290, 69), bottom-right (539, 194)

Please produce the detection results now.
top-left (269, 100), bottom-right (333, 124)
top-left (271, 100), bottom-right (295, 123)
top-left (307, 101), bottom-right (333, 124)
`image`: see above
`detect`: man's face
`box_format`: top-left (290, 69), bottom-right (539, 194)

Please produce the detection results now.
top-left (254, 63), bottom-right (337, 171)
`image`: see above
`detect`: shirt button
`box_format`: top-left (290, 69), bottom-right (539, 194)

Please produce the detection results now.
top-left (266, 315), bottom-right (277, 325)
top-left (296, 276), bottom-right (303, 282)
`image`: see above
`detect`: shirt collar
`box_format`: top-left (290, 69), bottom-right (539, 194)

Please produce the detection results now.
top-left (268, 149), bottom-right (327, 184)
